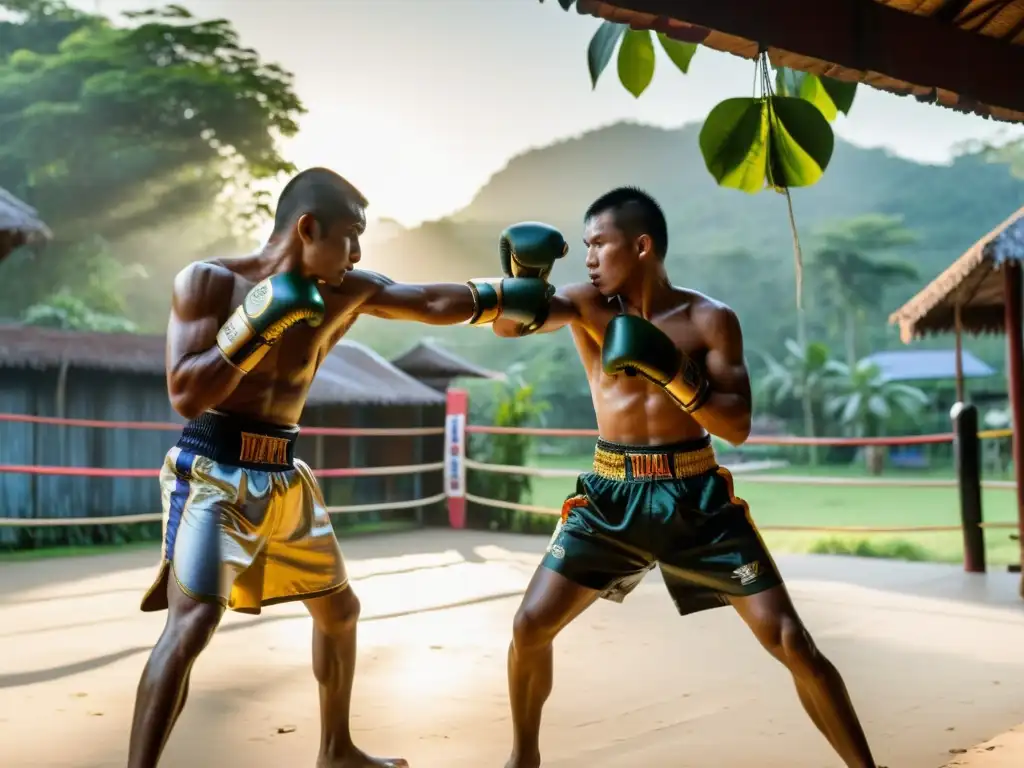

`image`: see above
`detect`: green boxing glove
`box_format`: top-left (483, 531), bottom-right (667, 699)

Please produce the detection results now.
top-left (466, 277), bottom-right (555, 335)
top-left (499, 221), bottom-right (569, 281)
top-left (601, 314), bottom-right (711, 414)
top-left (216, 272), bottom-right (325, 373)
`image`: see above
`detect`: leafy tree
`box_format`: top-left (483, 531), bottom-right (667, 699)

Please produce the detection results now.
top-left (21, 290), bottom-right (136, 332)
top-left (758, 339), bottom-right (842, 464)
top-left (811, 215), bottom-right (919, 367)
top-left (0, 1), bottom-right (304, 320)
top-left (824, 360), bottom-right (929, 474)
top-left (468, 364), bottom-right (551, 530)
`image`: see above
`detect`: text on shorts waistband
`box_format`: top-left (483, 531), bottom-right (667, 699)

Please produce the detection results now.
top-left (175, 410), bottom-right (299, 470)
top-left (592, 435), bottom-right (717, 482)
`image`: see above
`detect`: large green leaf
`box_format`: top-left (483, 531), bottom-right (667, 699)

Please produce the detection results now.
top-left (799, 75), bottom-right (857, 121)
top-left (617, 29), bottom-right (655, 97)
top-left (776, 67), bottom-right (857, 122)
top-left (775, 67), bottom-right (803, 98)
top-left (587, 21), bottom-right (626, 89)
top-left (699, 97), bottom-right (769, 194)
top-left (657, 33), bottom-right (697, 74)
top-left (700, 95), bottom-right (833, 193)
top-left (797, 75), bottom-right (841, 121)
top-left (767, 96), bottom-right (834, 190)
top-left (820, 76), bottom-right (857, 115)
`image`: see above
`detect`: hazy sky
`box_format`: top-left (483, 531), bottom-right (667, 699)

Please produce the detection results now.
top-left (75, 0), bottom-right (1024, 227)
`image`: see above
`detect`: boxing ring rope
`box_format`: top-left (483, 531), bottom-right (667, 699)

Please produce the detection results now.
top-left (0, 401), bottom-right (1018, 541)
top-left (452, 410), bottom-right (1020, 537)
top-left (0, 412), bottom-right (447, 528)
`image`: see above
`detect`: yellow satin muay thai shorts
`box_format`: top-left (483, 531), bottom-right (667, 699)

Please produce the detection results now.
top-left (141, 410), bottom-right (348, 615)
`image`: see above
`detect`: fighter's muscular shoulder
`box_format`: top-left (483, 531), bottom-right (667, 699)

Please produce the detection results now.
top-left (171, 260), bottom-right (239, 323)
top-left (683, 289), bottom-right (742, 350)
top-left (560, 281), bottom-right (613, 325)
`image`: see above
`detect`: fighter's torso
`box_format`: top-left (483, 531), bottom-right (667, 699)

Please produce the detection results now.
top-left (202, 258), bottom-right (374, 426)
top-left (568, 283), bottom-right (713, 446)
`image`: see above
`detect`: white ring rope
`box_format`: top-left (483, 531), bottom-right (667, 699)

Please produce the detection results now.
top-left (464, 493), bottom-right (560, 516)
top-left (462, 495), bottom-right (1020, 534)
top-left (0, 493), bottom-right (448, 527)
top-left (464, 459), bottom-right (1016, 489)
top-left (325, 493), bottom-right (447, 515)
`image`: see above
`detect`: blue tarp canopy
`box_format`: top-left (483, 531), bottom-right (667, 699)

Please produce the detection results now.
top-left (860, 350), bottom-right (996, 382)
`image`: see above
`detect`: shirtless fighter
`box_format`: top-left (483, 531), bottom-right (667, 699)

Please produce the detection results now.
top-left (128, 167), bottom-right (556, 768)
top-left (491, 188), bottom-right (878, 768)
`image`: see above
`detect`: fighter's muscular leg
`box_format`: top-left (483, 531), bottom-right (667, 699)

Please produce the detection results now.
top-left (505, 567), bottom-right (600, 768)
top-left (303, 587), bottom-right (408, 768)
top-left (729, 585), bottom-right (876, 768)
top-left (128, 578), bottom-right (223, 768)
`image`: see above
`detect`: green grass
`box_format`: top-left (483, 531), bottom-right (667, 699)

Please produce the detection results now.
top-left (523, 453), bottom-right (1021, 566)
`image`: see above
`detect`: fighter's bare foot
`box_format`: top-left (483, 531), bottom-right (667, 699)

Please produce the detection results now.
top-left (316, 748), bottom-right (408, 768)
top-left (504, 751), bottom-right (541, 768)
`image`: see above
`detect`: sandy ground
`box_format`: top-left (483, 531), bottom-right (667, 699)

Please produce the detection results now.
top-left (2, 528), bottom-right (1024, 768)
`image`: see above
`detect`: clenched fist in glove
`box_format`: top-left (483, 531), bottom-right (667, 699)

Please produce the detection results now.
top-left (499, 222), bottom-right (568, 281)
top-left (602, 314), bottom-right (711, 414)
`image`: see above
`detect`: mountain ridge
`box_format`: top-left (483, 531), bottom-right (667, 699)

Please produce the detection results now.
top-left (369, 120), bottom-right (1024, 290)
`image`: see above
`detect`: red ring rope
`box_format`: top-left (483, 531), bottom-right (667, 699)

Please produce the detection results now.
top-left (466, 425), bottom-right (959, 445)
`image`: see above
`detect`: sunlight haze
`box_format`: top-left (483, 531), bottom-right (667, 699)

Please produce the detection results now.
top-left (81, 0), bottom-right (1024, 229)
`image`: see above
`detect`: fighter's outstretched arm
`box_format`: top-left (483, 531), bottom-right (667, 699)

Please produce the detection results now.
top-left (348, 270), bottom-right (476, 325)
top-left (165, 263), bottom-right (246, 420)
top-left (339, 269), bottom-right (556, 332)
top-left (491, 283), bottom-right (585, 337)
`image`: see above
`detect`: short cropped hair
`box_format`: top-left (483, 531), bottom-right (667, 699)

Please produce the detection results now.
top-left (584, 187), bottom-right (668, 258)
top-left (271, 167), bottom-right (368, 237)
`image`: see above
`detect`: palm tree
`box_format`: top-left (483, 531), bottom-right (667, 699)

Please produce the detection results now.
top-left (812, 214), bottom-right (919, 368)
top-left (758, 339), bottom-right (843, 465)
top-left (824, 360), bottom-right (930, 474)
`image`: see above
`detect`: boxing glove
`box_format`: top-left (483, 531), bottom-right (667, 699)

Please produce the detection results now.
top-left (602, 314), bottom-right (710, 414)
top-left (216, 272), bottom-right (325, 373)
top-left (499, 222), bottom-right (569, 281)
top-left (466, 277), bottom-right (556, 335)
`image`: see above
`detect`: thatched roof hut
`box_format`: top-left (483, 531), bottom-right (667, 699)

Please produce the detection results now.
top-left (889, 206), bottom-right (1024, 341)
top-left (390, 339), bottom-right (501, 391)
top-left (569, 0), bottom-right (1024, 122)
top-left (887, 205), bottom-right (1024, 582)
top-left (0, 187), bottom-right (52, 261)
top-left (0, 325), bottom-right (444, 406)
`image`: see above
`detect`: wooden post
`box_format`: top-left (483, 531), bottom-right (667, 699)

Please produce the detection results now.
top-left (952, 402), bottom-right (985, 573)
top-left (954, 302), bottom-right (965, 404)
top-left (445, 389), bottom-right (468, 529)
top-left (412, 405), bottom-right (424, 526)
top-left (1002, 261), bottom-right (1024, 593)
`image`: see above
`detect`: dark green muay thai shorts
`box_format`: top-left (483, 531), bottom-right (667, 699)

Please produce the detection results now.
top-left (541, 435), bottom-right (783, 616)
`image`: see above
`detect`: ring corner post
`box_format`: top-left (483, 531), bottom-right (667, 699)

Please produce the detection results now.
top-left (445, 388), bottom-right (469, 530)
top-left (951, 401), bottom-right (985, 574)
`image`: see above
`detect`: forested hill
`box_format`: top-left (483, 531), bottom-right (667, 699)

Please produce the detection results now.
top-left (372, 120), bottom-right (1024, 285)
top-left (352, 120), bottom-right (1024, 364)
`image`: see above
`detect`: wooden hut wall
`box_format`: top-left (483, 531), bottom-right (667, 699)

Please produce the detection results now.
top-left (0, 368), bottom-right (180, 546)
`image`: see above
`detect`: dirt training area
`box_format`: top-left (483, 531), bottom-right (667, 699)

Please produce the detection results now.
top-left (2, 529), bottom-right (1023, 767)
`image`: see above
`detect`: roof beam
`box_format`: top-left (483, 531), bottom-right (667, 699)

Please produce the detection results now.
top-left (590, 0), bottom-right (1024, 116)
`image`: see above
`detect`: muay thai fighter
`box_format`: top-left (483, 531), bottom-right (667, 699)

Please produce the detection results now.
top-left (128, 167), bottom-right (559, 768)
top-left (489, 187), bottom-right (878, 768)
